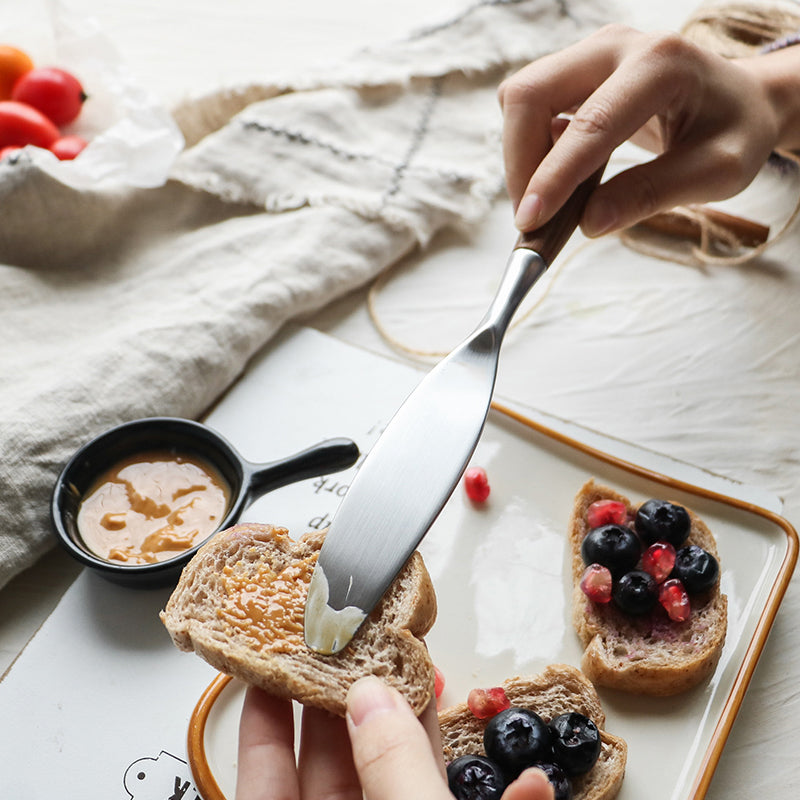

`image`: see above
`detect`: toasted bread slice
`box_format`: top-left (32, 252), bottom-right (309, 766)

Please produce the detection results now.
top-left (570, 480), bottom-right (727, 695)
top-left (160, 523), bottom-right (437, 716)
top-left (439, 665), bottom-right (627, 800)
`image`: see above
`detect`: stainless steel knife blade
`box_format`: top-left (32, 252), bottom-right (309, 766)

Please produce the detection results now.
top-left (304, 168), bottom-right (604, 654)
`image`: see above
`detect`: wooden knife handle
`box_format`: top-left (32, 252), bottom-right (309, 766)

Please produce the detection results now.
top-left (514, 165), bottom-right (606, 263)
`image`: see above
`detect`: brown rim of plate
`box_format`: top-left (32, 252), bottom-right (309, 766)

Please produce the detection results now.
top-left (186, 400), bottom-right (799, 800)
top-left (187, 672), bottom-right (233, 800)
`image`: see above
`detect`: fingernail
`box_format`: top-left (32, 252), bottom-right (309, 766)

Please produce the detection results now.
top-left (346, 676), bottom-right (397, 727)
top-left (583, 198), bottom-right (618, 236)
top-left (514, 193), bottom-right (542, 230)
top-left (516, 767), bottom-right (554, 795)
top-left (518, 767), bottom-right (550, 785)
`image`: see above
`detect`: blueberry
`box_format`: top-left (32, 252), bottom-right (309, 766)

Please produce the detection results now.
top-left (447, 755), bottom-right (506, 800)
top-left (672, 545), bottom-right (719, 593)
top-left (483, 707), bottom-right (553, 779)
top-left (613, 570), bottom-right (658, 615)
top-left (635, 500), bottom-right (690, 547)
top-left (534, 762), bottom-right (573, 800)
top-left (581, 524), bottom-right (641, 578)
top-left (549, 712), bottom-right (601, 776)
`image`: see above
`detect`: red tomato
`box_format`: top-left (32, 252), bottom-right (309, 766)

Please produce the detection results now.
top-left (12, 66), bottom-right (86, 126)
top-left (0, 45), bottom-right (34, 100)
top-left (50, 134), bottom-right (87, 160)
top-left (0, 100), bottom-right (59, 148)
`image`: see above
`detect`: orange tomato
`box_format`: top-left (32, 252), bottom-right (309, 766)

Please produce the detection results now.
top-left (0, 45), bottom-right (34, 100)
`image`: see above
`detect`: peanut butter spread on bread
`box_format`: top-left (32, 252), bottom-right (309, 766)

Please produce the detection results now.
top-left (160, 523), bottom-right (438, 717)
top-left (217, 551), bottom-right (317, 653)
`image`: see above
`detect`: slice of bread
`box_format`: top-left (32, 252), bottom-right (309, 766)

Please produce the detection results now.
top-left (569, 479), bottom-right (727, 695)
top-left (439, 664), bottom-right (627, 800)
top-left (160, 522), bottom-right (437, 716)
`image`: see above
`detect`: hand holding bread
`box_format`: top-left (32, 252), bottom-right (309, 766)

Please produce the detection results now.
top-left (236, 675), bottom-right (558, 800)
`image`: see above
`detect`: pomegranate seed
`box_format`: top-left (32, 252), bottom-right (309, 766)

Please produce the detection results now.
top-left (580, 563), bottom-right (613, 603)
top-left (659, 578), bottom-right (690, 622)
top-left (587, 499), bottom-right (627, 528)
top-left (467, 686), bottom-right (510, 719)
top-left (434, 666), bottom-right (445, 698)
top-left (464, 466), bottom-right (490, 503)
top-left (641, 542), bottom-right (677, 583)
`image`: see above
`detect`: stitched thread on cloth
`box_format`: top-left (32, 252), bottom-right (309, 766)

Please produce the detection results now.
top-left (236, 82), bottom-right (473, 191)
top-left (406, 0), bottom-right (579, 40)
top-left (381, 77), bottom-right (444, 209)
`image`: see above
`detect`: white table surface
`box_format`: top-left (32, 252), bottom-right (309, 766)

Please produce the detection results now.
top-left (1, 2), bottom-right (798, 799)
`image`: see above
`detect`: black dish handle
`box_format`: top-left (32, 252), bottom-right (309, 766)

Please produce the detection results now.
top-left (242, 437), bottom-right (359, 505)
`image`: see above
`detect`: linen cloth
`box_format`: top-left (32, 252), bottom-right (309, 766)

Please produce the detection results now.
top-left (0, 0), bottom-right (611, 589)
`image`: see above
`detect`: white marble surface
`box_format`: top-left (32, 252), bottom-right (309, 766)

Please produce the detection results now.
top-left (1, 2), bottom-right (797, 799)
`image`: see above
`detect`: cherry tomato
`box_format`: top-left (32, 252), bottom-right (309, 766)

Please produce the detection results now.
top-left (50, 134), bottom-right (88, 160)
top-left (12, 66), bottom-right (86, 126)
top-left (0, 45), bottom-right (34, 100)
top-left (0, 100), bottom-right (59, 148)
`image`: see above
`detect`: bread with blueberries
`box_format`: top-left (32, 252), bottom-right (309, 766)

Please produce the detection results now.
top-left (569, 479), bottom-right (727, 695)
top-left (160, 523), bottom-right (437, 716)
top-left (439, 664), bottom-right (627, 800)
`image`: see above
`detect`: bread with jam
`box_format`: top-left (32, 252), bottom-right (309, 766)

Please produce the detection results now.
top-left (569, 479), bottom-right (727, 695)
top-left (439, 665), bottom-right (627, 800)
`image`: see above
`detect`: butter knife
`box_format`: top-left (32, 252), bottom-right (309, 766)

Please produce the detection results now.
top-left (304, 170), bottom-right (604, 654)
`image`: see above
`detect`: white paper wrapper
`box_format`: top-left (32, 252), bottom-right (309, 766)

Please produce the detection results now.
top-left (0, 0), bottom-right (183, 188)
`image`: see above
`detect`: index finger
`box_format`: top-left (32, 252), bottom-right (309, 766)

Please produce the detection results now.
top-left (499, 28), bottom-right (622, 209)
top-left (521, 46), bottom-right (685, 229)
top-left (299, 705), bottom-right (362, 800)
top-left (236, 687), bottom-right (298, 800)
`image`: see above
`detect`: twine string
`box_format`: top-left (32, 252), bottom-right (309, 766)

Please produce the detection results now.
top-left (366, 239), bottom-right (594, 361)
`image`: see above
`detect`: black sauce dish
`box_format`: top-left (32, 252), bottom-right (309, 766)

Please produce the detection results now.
top-left (51, 416), bottom-right (359, 588)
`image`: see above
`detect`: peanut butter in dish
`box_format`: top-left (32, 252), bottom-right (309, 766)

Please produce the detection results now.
top-left (77, 451), bottom-right (230, 564)
top-left (217, 553), bottom-right (318, 653)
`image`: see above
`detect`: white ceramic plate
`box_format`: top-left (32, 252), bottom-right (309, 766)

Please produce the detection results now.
top-left (187, 402), bottom-right (797, 800)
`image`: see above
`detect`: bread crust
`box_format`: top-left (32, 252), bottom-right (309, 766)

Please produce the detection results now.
top-left (160, 523), bottom-right (437, 716)
top-left (570, 480), bottom-right (727, 695)
top-left (439, 665), bottom-right (627, 800)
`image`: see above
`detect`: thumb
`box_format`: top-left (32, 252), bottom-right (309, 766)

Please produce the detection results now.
top-left (346, 676), bottom-right (449, 800)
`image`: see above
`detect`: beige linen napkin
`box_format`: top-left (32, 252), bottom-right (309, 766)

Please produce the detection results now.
top-left (0, 0), bottom-right (611, 588)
